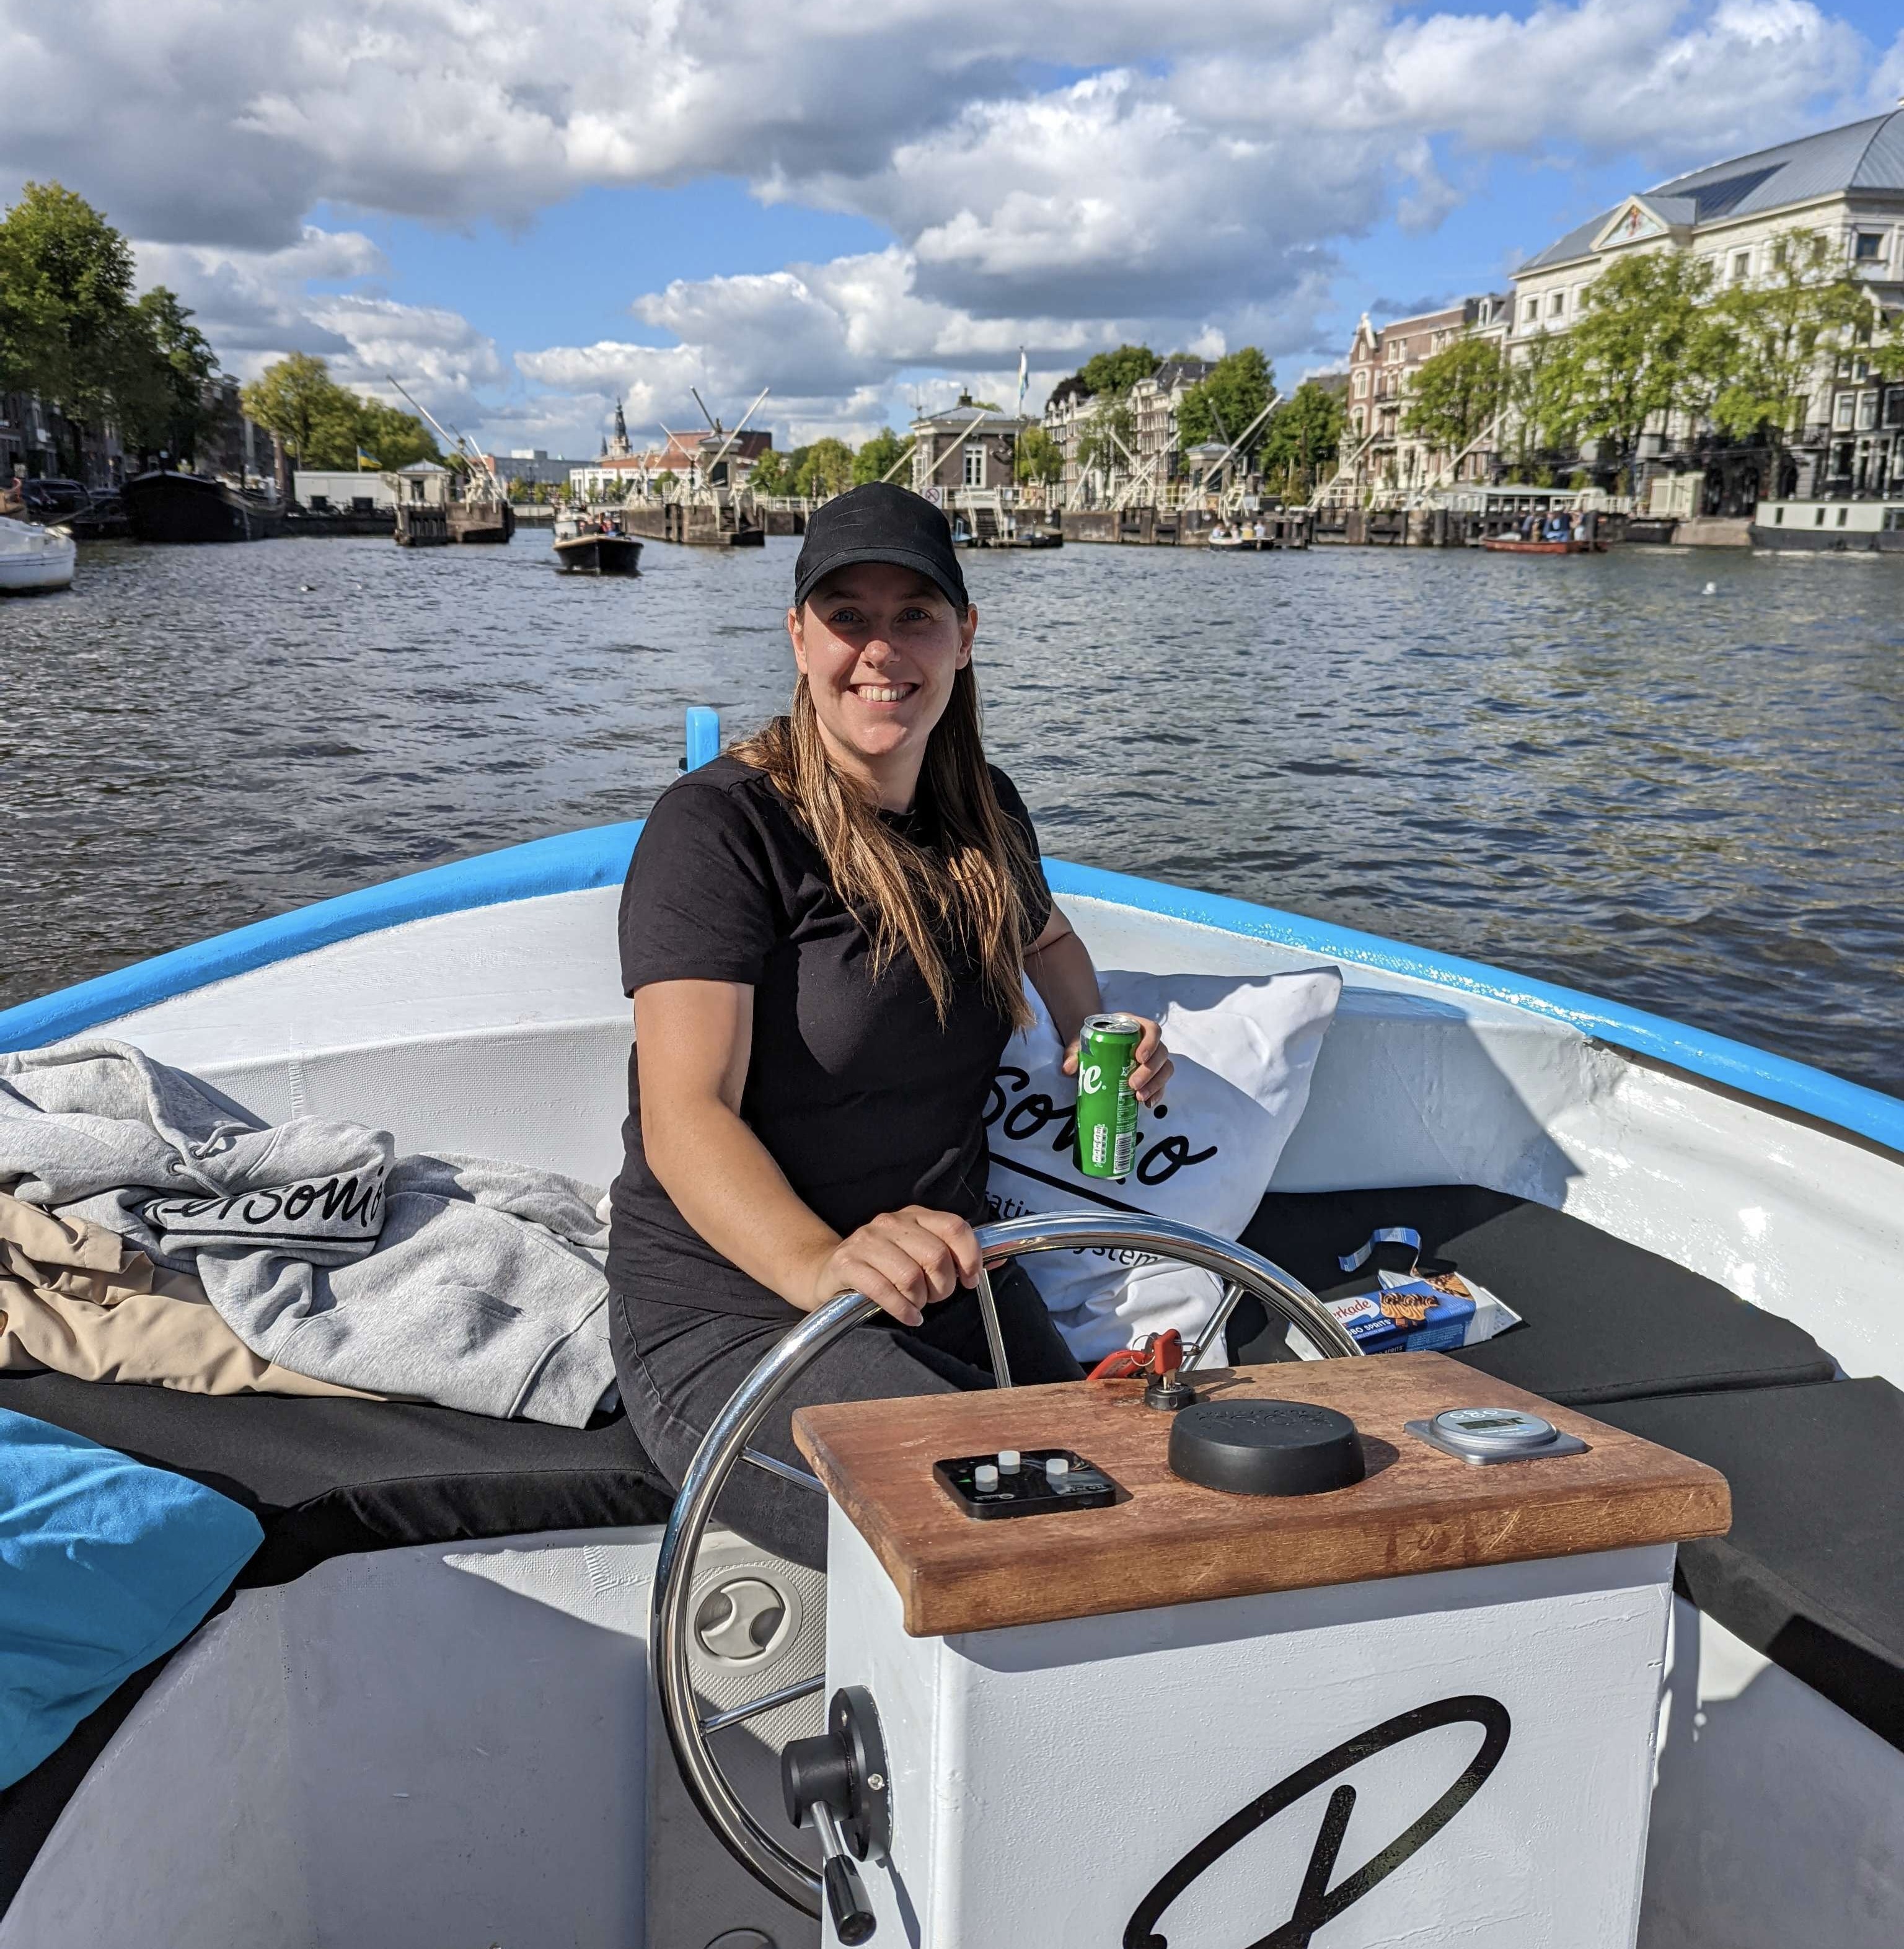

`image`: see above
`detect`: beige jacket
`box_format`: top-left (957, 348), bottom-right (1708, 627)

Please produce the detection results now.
top-left (0, 1191), bottom-right (381, 1399)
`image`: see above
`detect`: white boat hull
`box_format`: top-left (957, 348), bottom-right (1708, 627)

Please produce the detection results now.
top-left (1, 817), bottom-right (1898, 1949)
top-left (44, 875), bottom-right (1896, 1384)
top-left (0, 517), bottom-right (76, 592)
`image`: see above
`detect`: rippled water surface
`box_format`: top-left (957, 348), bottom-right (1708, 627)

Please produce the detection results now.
top-left (3, 534), bottom-right (1900, 1095)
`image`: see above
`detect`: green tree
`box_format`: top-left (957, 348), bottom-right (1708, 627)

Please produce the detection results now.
top-left (0, 182), bottom-right (238, 471)
top-left (1176, 347), bottom-right (1274, 451)
top-left (1870, 322), bottom-right (1904, 384)
top-left (112, 287), bottom-right (219, 463)
top-left (1259, 381), bottom-right (1345, 496)
top-left (793, 436), bottom-right (855, 498)
top-left (778, 445), bottom-right (813, 492)
top-left (0, 181), bottom-right (138, 460)
top-left (852, 426), bottom-right (909, 485)
top-left (1502, 330), bottom-right (1579, 479)
top-left (0, 231), bottom-right (30, 396)
top-left (351, 397), bottom-right (439, 470)
top-left (748, 448), bottom-right (792, 495)
top-left (1014, 425), bottom-right (1064, 486)
top-left (241, 352), bottom-right (348, 460)
top-left (1077, 344), bottom-right (1158, 398)
top-left (241, 353), bottom-right (438, 470)
top-left (1561, 250), bottom-right (1719, 486)
top-left (1709, 227), bottom-right (1875, 459)
top-left (1400, 336), bottom-right (1506, 459)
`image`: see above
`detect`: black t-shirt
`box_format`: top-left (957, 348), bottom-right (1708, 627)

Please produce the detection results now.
top-left (607, 752), bottom-right (1052, 1318)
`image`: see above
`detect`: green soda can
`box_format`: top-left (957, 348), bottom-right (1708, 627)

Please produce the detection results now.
top-left (1073, 1012), bottom-right (1143, 1180)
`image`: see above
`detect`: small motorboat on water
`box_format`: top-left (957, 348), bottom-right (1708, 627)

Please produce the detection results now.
top-left (1208, 524), bottom-right (1272, 551)
top-left (0, 711), bottom-right (1898, 1949)
top-left (1481, 534), bottom-right (1600, 555)
top-left (553, 514), bottom-right (643, 575)
top-left (121, 470), bottom-right (284, 545)
top-left (0, 515), bottom-right (76, 593)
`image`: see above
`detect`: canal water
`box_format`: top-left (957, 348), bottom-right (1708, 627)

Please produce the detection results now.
top-left (3, 535), bottom-right (1900, 1096)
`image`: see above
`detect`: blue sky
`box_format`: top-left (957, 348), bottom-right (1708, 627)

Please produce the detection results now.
top-left (306, 187), bottom-right (890, 372)
top-left (4, 0), bottom-right (1900, 453)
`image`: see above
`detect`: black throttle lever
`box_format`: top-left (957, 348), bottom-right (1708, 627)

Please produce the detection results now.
top-left (782, 1686), bottom-right (891, 1945)
top-left (812, 1805), bottom-right (875, 1944)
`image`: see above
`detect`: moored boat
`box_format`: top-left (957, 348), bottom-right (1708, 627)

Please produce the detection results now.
top-left (1479, 535), bottom-right (1598, 554)
top-left (0, 713), bottom-right (1897, 1949)
top-left (1752, 496), bottom-right (1904, 552)
top-left (0, 516), bottom-right (76, 593)
top-left (121, 471), bottom-right (284, 545)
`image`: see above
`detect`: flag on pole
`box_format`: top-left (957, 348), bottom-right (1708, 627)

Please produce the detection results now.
top-left (1016, 348), bottom-right (1029, 415)
top-left (355, 446), bottom-right (377, 470)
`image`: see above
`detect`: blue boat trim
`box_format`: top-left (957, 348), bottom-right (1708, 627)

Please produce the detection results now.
top-left (2, 822), bottom-right (1898, 1158)
top-left (0, 822), bottom-right (645, 1057)
top-left (1046, 860), bottom-right (1904, 1158)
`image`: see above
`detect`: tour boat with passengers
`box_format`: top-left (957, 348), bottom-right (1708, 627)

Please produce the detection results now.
top-left (0, 711), bottom-right (1897, 1949)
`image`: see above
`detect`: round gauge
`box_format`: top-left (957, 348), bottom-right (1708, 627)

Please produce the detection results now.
top-left (1430, 1406), bottom-right (1562, 1458)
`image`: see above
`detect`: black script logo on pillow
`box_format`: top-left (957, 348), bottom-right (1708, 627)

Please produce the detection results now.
top-left (1123, 1695), bottom-right (1511, 1949)
top-left (985, 1065), bottom-right (1217, 1188)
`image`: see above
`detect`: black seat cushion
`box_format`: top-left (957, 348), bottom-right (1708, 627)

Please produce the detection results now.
top-left (1230, 1185), bottom-right (1837, 1406)
top-left (0, 1373), bottom-right (674, 1588)
top-left (1593, 1381), bottom-right (1904, 1753)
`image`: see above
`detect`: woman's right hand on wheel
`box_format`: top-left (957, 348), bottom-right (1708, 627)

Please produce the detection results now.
top-left (803, 1207), bottom-right (983, 1327)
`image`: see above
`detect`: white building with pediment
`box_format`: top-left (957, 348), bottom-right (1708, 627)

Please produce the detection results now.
top-left (1509, 108), bottom-right (1904, 506)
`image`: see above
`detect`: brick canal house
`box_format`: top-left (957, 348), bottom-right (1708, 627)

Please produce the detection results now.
top-left (1509, 107), bottom-right (1904, 513)
top-left (0, 389), bottom-right (130, 492)
top-left (2, 374), bottom-right (270, 499)
top-left (1342, 296), bottom-right (1512, 497)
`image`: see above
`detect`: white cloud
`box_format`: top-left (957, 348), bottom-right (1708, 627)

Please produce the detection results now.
top-left (130, 229), bottom-right (508, 435)
top-left (6, 2), bottom-right (1890, 448)
top-left (306, 296), bottom-right (507, 403)
top-left (132, 228), bottom-right (386, 359)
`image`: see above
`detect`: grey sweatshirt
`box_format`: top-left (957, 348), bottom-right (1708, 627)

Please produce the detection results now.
top-left (0, 1038), bottom-right (614, 1425)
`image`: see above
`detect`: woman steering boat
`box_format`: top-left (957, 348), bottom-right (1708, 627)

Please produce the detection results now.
top-left (608, 484), bottom-right (1171, 1567)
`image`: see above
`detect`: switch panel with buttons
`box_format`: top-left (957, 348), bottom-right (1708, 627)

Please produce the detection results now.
top-left (932, 1448), bottom-right (1117, 1520)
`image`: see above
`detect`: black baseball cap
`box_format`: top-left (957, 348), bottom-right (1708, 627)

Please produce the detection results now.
top-left (793, 482), bottom-right (969, 614)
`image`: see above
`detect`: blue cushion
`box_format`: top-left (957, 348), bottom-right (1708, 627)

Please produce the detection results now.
top-left (0, 1408), bottom-right (262, 1788)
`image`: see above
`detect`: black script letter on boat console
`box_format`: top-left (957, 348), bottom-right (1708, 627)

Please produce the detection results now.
top-left (1123, 1694), bottom-right (1512, 1949)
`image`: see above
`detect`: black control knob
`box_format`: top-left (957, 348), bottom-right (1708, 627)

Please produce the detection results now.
top-left (1167, 1397), bottom-right (1365, 1496)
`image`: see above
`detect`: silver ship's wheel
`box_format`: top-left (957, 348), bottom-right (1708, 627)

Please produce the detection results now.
top-left (650, 1210), bottom-right (1362, 1917)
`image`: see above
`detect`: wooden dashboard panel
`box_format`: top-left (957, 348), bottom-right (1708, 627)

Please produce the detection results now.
top-left (792, 1352), bottom-right (1729, 1637)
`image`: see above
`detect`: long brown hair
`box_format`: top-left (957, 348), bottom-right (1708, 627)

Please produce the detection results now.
top-left (733, 661), bottom-right (1038, 1028)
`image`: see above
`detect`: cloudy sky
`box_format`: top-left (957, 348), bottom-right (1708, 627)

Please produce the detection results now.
top-left (4, 1), bottom-right (1900, 457)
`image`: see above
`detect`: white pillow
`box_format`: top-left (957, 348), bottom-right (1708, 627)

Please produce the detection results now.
top-left (985, 966), bottom-right (1342, 1362)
